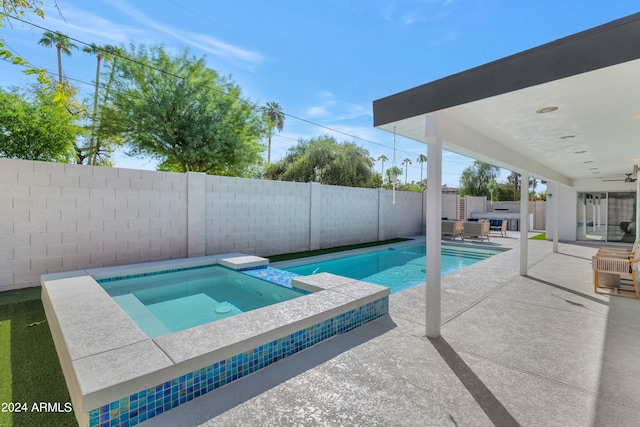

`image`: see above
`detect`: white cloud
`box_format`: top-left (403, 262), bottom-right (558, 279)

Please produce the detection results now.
top-left (304, 92), bottom-right (371, 121)
top-left (384, 0), bottom-right (456, 26)
top-left (306, 105), bottom-right (329, 117)
top-left (65, 0), bottom-right (265, 68)
top-left (41, 4), bottom-right (149, 45)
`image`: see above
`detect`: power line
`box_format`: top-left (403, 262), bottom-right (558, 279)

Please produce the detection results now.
top-left (3, 15), bottom-right (455, 171)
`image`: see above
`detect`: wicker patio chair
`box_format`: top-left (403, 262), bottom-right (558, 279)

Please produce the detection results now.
top-left (592, 252), bottom-right (639, 299)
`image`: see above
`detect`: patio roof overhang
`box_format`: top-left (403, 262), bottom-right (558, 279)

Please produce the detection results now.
top-left (372, 12), bottom-right (640, 339)
top-left (373, 12), bottom-right (640, 186)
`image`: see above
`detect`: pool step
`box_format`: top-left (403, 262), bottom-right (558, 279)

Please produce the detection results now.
top-left (112, 294), bottom-right (172, 338)
top-left (218, 255), bottom-right (269, 271)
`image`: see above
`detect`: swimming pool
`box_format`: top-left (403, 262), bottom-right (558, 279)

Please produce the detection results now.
top-left (284, 244), bottom-right (504, 293)
top-left (98, 265), bottom-right (305, 338)
top-left (42, 253), bottom-right (389, 427)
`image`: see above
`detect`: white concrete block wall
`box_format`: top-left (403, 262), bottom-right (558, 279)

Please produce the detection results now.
top-left (380, 190), bottom-right (424, 238)
top-left (1, 157), bottom-right (425, 291)
top-left (442, 193), bottom-right (459, 220)
top-left (0, 159), bottom-right (187, 291)
top-left (318, 185), bottom-right (379, 248)
top-left (464, 196), bottom-right (487, 218)
top-left (187, 173), bottom-right (206, 257)
top-left (204, 176), bottom-right (311, 256)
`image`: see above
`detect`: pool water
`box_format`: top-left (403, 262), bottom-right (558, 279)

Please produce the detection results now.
top-left (284, 244), bottom-right (503, 294)
top-left (97, 265), bottom-right (304, 338)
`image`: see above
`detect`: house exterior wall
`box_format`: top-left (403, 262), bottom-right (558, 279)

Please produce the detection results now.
top-left (548, 179), bottom-right (638, 242)
top-left (0, 158), bottom-right (424, 291)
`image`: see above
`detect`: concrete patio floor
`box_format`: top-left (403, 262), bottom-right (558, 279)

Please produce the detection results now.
top-left (141, 233), bottom-right (640, 426)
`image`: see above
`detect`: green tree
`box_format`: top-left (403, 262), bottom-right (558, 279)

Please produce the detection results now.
top-left (509, 171), bottom-right (519, 201)
top-left (91, 45), bottom-right (125, 165)
top-left (369, 172), bottom-right (383, 188)
top-left (77, 44), bottom-right (125, 165)
top-left (0, 86), bottom-right (81, 161)
top-left (103, 44), bottom-right (264, 174)
top-left (38, 31), bottom-right (78, 85)
top-left (495, 181), bottom-right (515, 201)
top-left (82, 43), bottom-right (102, 163)
top-left (401, 157), bottom-right (412, 184)
top-left (260, 101), bottom-right (285, 164)
top-left (1, 1), bottom-right (51, 84)
top-left (264, 135), bottom-right (374, 187)
top-left (459, 160), bottom-right (501, 197)
top-left (417, 153), bottom-right (428, 182)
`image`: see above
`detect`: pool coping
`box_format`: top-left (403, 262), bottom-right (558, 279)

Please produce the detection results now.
top-left (41, 254), bottom-right (389, 427)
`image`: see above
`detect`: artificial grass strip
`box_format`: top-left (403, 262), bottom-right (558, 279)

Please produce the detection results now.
top-left (0, 288), bottom-right (76, 427)
top-left (0, 316), bottom-right (11, 427)
top-left (529, 232), bottom-right (547, 240)
top-left (267, 238), bottom-right (412, 262)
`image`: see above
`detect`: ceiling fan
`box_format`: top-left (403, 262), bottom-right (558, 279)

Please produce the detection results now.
top-left (601, 166), bottom-right (638, 182)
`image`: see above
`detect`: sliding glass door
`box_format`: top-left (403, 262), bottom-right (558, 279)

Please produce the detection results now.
top-left (607, 192), bottom-right (636, 242)
top-left (577, 191), bottom-right (636, 242)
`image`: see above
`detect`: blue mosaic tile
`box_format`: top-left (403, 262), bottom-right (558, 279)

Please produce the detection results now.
top-left (87, 297), bottom-right (388, 427)
top-left (241, 267), bottom-right (310, 294)
top-left (238, 264), bottom-right (268, 271)
top-left (96, 264), bottom-right (216, 283)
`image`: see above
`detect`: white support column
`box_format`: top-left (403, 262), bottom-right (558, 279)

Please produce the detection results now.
top-left (425, 114), bottom-right (442, 338)
top-left (553, 183), bottom-right (559, 253)
top-left (520, 170), bottom-right (529, 276)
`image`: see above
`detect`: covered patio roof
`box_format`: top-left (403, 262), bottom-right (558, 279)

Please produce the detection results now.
top-left (373, 12), bottom-right (640, 338)
top-left (373, 12), bottom-right (640, 185)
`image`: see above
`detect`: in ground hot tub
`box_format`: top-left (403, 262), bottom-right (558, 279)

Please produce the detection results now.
top-left (41, 253), bottom-right (389, 427)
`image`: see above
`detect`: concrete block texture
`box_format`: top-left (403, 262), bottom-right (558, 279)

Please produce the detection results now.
top-left (2, 159), bottom-right (424, 290)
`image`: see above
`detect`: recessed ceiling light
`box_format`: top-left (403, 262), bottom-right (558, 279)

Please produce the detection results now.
top-left (583, 161), bottom-right (593, 163)
top-left (560, 135), bottom-right (575, 139)
top-left (574, 150), bottom-right (587, 154)
top-left (536, 106), bottom-right (559, 114)
top-left (588, 167), bottom-right (598, 170)
top-left (592, 171), bottom-right (600, 174)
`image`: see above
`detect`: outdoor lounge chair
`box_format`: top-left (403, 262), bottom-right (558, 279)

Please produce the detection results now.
top-left (592, 251), bottom-right (640, 299)
top-left (597, 240), bottom-right (639, 259)
top-left (489, 219), bottom-right (508, 237)
top-left (462, 220), bottom-right (490, 242)
top-left (441, 220), bottom-right (463, 239)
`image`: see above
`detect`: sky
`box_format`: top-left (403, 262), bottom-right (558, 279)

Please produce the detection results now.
top-left (2, 1), bottom-right (639, 187)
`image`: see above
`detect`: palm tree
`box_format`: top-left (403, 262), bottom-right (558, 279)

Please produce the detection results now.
top-left (416, 153), bottom-right (428, 182)
top-left (83, 43), bottom-right (103, 164)
top-left (260, 102), bottom-right (285, 164)
top-left (377, 154), bottom-right (388, 178)
top-left (93, 45), bottom-right (124, 165)
top-left (38, 31), bottom-right (78, 85)
top-left (401, 157), bottom-right (412, 184)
